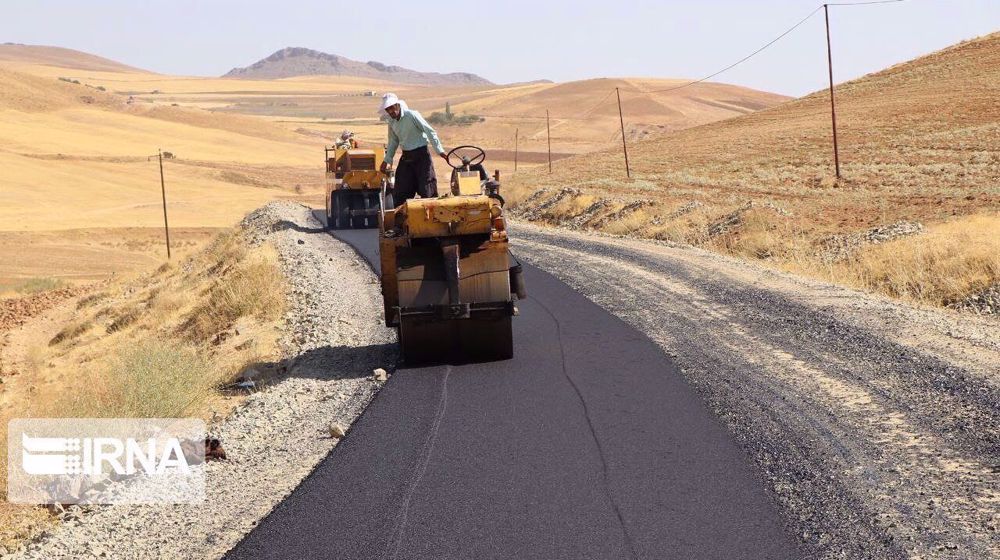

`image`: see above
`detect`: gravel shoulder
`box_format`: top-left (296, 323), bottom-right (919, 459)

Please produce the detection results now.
top-left (7, 202), bottom-right (396, 559)
top-left (511, 222), bottom-right (999, 560)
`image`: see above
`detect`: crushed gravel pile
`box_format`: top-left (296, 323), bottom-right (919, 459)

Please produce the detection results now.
top-left (950, 282), bottom-right (1000, 315)
top-left (820, 221), bottom-right (924, 262)
top-left (8, 202), bottom-right (395, 559)
top-left (707, 201), bottom-right (791, 238)
top-left (0, 286), bottom-right (92, 334)
top-left (666, 200), bottom-right (704, 220)
top-left (513, 187), bottom-right (581, 221)
top-left (591, 199), bottom-right (655, 228)
top-left (568, 198), bottom-right (612, 227)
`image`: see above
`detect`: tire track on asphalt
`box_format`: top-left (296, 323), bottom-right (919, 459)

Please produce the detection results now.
top-left (534, 296), bottom-right (638, 560)
top-left (385, 366), bottom-right (452, 560)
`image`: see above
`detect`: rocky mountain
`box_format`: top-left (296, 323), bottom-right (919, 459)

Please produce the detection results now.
top-left (224, 47), bottom-right (492, 86)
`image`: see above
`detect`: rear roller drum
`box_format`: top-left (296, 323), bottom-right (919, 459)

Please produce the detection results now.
top-left (459, 316), bottom-right (513, 362)
top-left (398, 318), bottom-right (452, 365)
top-left (398, 316), bottom-right (513, 365)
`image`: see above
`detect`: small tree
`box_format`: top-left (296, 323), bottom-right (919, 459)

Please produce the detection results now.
top-left (445, 102), bottom-right (452, 119)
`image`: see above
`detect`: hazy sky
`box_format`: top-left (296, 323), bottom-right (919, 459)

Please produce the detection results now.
top-left (2, 0), bottom-right (997, 96)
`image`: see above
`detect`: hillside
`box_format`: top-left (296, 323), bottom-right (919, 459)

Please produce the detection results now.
top-left (0, 42), bottom-right (844, 293)
top-left (0, 62), bottom-right (327, 286)
top-left (224, 47), bottom-right (492, 85)
top-left (445, 77), bottom-right (790, 154)
top-left (0, 43), bottom-right (144, 73)
top-left (507, 33), bottom-right (1000, 308)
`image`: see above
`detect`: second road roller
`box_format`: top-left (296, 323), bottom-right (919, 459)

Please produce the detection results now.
top-left (324, 135), bottom-right (390, 230)
top-left (378, 146), bottom-right (526, 364)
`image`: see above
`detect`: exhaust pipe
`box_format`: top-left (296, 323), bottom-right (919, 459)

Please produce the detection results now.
top-left (509, 264), bottom-right (527, 300)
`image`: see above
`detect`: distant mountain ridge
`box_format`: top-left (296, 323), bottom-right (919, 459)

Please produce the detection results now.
top-left (224, 47), bottom-right (493, 86)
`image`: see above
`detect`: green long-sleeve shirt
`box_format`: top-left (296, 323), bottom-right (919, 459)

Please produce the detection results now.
top-left (385, 108), bottom-right (445, 161)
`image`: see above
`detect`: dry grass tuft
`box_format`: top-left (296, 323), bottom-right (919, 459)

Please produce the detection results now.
top-left (76, 291), bottom-right (109, 309)
top-left (105, 304), bottom-right (142, 333)
top-left (802, 214), bottom-right (1000, 306)
top-left (708, 207), bottom-right (796, 260)
top-left (1, 277), bottom-right (67, 295)
top-left (183, 242), bottom-right (284, 341)
top-left (53, 341), bottom-right (216, 418)
top-left (48, 319), bottom-right (92, 346)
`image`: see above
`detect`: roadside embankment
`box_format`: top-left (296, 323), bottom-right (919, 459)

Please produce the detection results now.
top-left (3, 201), bottom-right (394, 559)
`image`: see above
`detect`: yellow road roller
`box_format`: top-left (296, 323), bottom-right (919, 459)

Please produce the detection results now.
top-left (325, 144), bottom-right (392, 229)
top-left (378, 146), bottom-right (526, 364)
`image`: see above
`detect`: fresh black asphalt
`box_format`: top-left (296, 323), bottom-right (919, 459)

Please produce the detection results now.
top-left (224, 224), bottom-right (801, 559)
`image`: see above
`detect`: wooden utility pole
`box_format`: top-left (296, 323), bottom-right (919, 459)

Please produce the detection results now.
top-left (616, 87), bottom-right (631, 179)
top-left (545, 110), bottom-right (552, 173)
top-left (156, 149), bottom-right (172, 259)
top-left (514, 127), bottom-right (519, 172)
top-left (824, 4), bottom-right (842, 179)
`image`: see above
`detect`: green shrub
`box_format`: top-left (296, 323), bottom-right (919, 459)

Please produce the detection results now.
top-left (7, 277), bottom-right (67, 295)
top-left (60, 341), bottom-right (215, 418)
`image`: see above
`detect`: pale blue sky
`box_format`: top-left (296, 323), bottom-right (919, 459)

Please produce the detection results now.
top-left (2, 0), bottom-right (997, 96)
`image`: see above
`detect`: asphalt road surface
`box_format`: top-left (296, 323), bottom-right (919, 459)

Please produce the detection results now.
top-left (224, 224), bottom-right (801, 560)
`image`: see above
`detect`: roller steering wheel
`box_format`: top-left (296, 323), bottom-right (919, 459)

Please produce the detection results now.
top-left (446, 145), bottom-right (486, 170)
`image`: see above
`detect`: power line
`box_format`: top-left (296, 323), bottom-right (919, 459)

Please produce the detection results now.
top-left (469, 0), bottom-right (907, 119)
top-left (579, 88), bottom-right (618, 118)
top-left (635, 5), bottom-right (825, 94)
top-left (477, 2), bottom-right (830, 118)
top-left (826, 0), bottom-right (906, 6)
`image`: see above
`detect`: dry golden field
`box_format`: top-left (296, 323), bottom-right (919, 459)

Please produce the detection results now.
top-left (5, 39), bottom-right (992, 305)
top-left (507, 32), bottom-right (1000, 308)
top-left (0, 44), bottom-right (786, 285)
top-left (0, 58), bottom-right (322, 284)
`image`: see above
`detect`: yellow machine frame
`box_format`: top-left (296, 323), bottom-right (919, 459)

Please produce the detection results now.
top-left (377, 154), bottom-right (523, 363)
top-left (325, 146), bottom-right (390, 229)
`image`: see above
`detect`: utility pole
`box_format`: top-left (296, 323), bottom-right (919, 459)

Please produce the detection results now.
top-left (514, 127), bottom-right (519, 172)
top-left (149, 149), bottom-right (172, 259)
top-left (616, 87), bottom-right (631, 179)
top-left (824, 4), bottom-right (842, 179)
top-left (545, 110), bottom-right (552, 173)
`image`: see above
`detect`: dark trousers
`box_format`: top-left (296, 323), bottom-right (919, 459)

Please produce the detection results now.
top-left (394, 147), bottom-right (438, 202)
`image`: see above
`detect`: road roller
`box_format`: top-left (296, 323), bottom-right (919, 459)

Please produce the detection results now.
top-left (378, 146), bottom-right (526, 364)
top-left (325, 144), bottom-right (392, 229)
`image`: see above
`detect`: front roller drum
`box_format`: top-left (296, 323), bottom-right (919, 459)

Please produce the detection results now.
top-left (399, 316), bottom-right (513, 365)
top-left (329, 190), bottom-right (355, 230)
top-left (330, 190), bottom-right (382, 229)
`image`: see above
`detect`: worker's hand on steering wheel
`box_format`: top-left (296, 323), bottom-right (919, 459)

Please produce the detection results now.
top-left (438, 151), bottom-right (449, 162)
top-left (380, 161), bottom-right (391, 175)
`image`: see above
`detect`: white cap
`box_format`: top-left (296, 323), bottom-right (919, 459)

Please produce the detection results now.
top-left (379, 92), bottom-right (400, 112)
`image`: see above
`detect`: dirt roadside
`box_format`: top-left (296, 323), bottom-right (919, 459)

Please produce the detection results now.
top-left (5, 202), bottom-right (396, 559)
top-left (512, 222), bottom-right (998, 559)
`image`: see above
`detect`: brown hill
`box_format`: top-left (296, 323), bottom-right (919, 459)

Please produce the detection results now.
top-left (508, 33), bottom-right (1000, 308)
top-left (0, 43), bottom-right (144, 73)
top-left (458, 77), bottom-right (788, 134)
top-left (436, 77), bottom-right (789, 158)
top-left (224, 47), bottom-right (492, 86)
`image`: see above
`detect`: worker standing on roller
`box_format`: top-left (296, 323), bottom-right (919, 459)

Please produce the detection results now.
top-left (335, 130), bottom-right (358, 149)
top-left (378, 92), bottom-right (448, 202)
